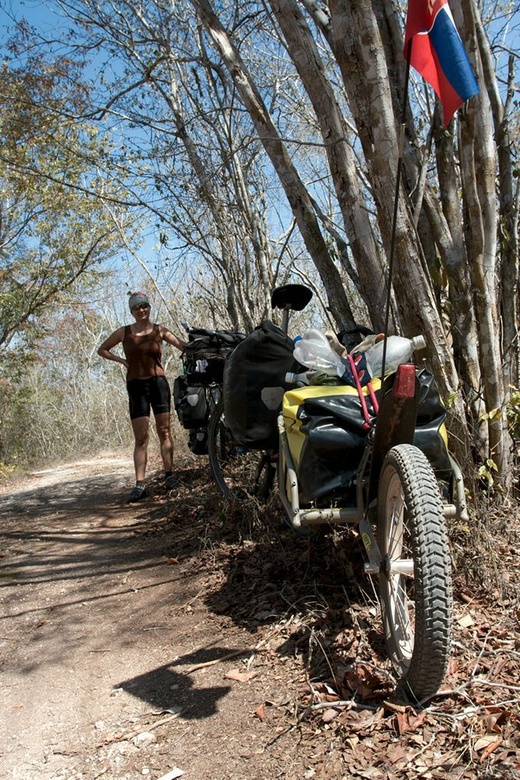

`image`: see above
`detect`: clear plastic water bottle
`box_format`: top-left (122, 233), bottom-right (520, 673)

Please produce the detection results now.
top-left (364, 335), bottom-right (426, 379)
top-left (293, 329), bottom-right (347, 379)
top-left (285, 370), bottom-right (311, 385)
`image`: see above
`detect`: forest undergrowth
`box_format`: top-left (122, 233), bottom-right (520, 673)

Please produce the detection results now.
top-left (140, 451), bottom-right (520, 780)
top-left (2, 436), bottom-right (518, 779)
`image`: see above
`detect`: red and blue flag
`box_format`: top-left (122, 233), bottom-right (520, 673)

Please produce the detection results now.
top-left (404, 0), bottom-right (479, 126)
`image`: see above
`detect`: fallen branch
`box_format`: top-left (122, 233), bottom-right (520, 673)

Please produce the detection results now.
top-left (176, 587), bottom-right (207, 612)
top-left (98, 710), bottom-right (182, 747)
top-left (298, 698), bottom-right (380, 721)
top-left (470, 679), bottom-right (520, 692)
top-left (264, 723), bottom-right (296, 746)
top-left (186, 624), bottom-right (281, 673)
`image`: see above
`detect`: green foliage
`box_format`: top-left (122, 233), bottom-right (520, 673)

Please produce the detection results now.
top-left (0, 51), bottom-right (137, 352)
top-left (478, 406), bottom-right (503, 424)
top-left (476, 458), bottom-right (499, 489)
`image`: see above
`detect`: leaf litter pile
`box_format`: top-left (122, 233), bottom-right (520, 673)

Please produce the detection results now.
top-left (143, 457), bottom-right (520, 780)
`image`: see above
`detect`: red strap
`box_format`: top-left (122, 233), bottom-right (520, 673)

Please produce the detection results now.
top-left (347, 354), bottom-right (378, 430)
top-left (367, 379), bottom-right (379, 415)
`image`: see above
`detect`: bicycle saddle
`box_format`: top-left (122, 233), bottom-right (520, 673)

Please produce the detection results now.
top-left (271, 284), bottom-right (313, 311)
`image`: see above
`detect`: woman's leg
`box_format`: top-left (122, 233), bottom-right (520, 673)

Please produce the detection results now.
top-left (131, 416), bottom-right (150, 483)
top-left (154, 412), bottom-right (174, 473)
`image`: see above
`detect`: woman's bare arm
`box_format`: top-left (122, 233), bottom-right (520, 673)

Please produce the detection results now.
top-left (97, 327), bottom-right (129, 368)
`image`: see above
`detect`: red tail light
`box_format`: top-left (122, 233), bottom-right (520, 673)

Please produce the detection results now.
top-left (393, 364), bottom-right (416, 398)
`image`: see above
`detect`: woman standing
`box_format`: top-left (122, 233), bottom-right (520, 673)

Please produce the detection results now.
top-left (98, 292), bottom-right (186, 502)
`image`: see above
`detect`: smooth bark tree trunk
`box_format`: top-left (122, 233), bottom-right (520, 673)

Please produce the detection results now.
top-left (268, 0), bottom-right (388, 330)
top-left (189, 0), bottom-right (357, 327)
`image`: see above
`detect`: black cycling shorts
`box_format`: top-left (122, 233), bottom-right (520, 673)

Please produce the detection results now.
top-left (127, 376), bottom-right (171, 420)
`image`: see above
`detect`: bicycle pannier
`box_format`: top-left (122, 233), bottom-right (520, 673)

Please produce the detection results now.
top-left (283, 369), bottom-right (452, 506)
top-left (173, 376), bottom-right (208, 430)
top-left (283, 383), bottom-right (377, 505)
top-left (183, 329), bottom-right (244, 385)
top-left (223, 320), bottom-right (303, 450)
top-left (188, 428), bottom-right (208, 455)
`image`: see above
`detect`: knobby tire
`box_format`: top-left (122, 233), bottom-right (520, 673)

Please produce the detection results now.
top-left (377, 444), bottom-right (453, 703)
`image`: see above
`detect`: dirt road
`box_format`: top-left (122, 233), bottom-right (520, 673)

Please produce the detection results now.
top-left (0, 455), bottom-right (310, 780)
top-left (0, 454), bottom-right (518, 780)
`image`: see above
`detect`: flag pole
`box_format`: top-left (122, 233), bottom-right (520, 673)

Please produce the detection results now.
top-left (380, 40), bottom-right (413, 380)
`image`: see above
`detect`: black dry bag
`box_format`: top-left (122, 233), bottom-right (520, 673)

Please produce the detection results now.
top-left (223, 320), bottom-right (302, 450)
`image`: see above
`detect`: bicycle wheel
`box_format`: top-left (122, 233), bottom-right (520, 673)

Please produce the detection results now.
top-left (377, 443), bottom-right (452, 703)
top-left (207, 399), bottom-right (275, 501)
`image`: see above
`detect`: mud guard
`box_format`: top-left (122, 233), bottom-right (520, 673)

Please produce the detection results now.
top-left (368, 366), bottom-right (420, 504)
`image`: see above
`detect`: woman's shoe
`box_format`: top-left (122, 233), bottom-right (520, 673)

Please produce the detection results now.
top-left (127, 484), bottom-right (147, 503)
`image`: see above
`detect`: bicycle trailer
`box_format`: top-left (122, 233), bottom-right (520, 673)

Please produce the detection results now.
top-left (281, 368), bottom-right (454, 508)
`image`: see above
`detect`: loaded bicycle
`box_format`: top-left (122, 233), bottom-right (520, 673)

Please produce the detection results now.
top-left (207, 284), bottom-right (468, 703)
top-left (173, 325), bottom-right (244, 455)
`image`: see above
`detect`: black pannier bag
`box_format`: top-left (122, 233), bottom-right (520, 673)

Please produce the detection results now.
top-left (292, 368), bottom-right (452, 506)
top-left (173, 376), bottom-right (208, 430)
top-left (187, 428), bottom-right (209, 456)
top-left (290, 389), bottom-right (373, 506)
top-left (223, 320), bottom-right (303, 450)
top-left (183, 328), bottom-right (245, 385)
top-left (174, 328), bottom-right (244, 456)
top-left (413, 369), bottom-right (453, 476)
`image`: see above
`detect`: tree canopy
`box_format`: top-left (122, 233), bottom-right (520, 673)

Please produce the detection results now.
top-left (0, 43), bottom-right (136, 350)
top-left (0, 0), bottom-right (518, 488)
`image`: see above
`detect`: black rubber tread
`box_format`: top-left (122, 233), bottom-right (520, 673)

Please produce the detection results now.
top-left (377, 443), bottom-right (453, 703)
top-left (207, 399), bottom-right (234, 499)
top-left (207, 399), bottom-right (272, 501)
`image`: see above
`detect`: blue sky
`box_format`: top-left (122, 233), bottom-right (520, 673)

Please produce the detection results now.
top-left (2, 0), bottom-right (518, 324)
top-left (0, 0), bottom-right (191, 323)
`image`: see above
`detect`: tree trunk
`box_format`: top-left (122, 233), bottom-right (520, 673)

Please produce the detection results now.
top-left (327, 1), bottom-right (465, 414)
top-left (432, 123), bottom-right (487, 454)
top-left (189, 0), bottom-right (356, 327)
top-left (474, 9), bottom-right (519, 391)
top-left (268, 0), bottom-right (387, 330)
top-left (460, 0), bottom-right (512, 484)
